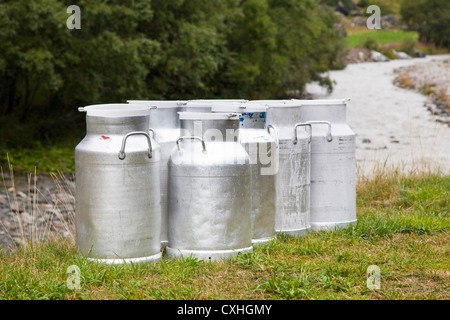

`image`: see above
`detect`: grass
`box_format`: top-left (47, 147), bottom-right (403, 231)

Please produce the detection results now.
top-left (0, 165), bottom-right (448, 300)
top-left (0, 142), bottom-right (77, 175)
top-left (345, 30), bottom-right (419, 49)
top-left (0, 114), bottom-right (84, 175)
top-left (344, 26), bottom-right (448, 56)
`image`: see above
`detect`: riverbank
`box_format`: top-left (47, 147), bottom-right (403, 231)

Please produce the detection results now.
top-left (0, 170), bottom-right (75, 252)
top-left (307, 54), bottom-right (450, 177)
top-left (393, 58), bottom-right (450, 123)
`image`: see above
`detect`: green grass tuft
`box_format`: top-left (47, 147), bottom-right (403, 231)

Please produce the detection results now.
top-left (345, 30), bottom-right (419, 49)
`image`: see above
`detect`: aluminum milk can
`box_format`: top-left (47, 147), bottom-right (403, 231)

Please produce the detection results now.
top-left (297, 98), bottom-right (357, 231)
top-left (127, 100), bottom-right (185, 248)
top-left (265, 101), bottom-right (312, 237)
top-left (167, 112), bottom-right (252, 261)
top-left (75, 104), bottom-right (162, 264)
top-left (211, 103), bottom-right (278, 246)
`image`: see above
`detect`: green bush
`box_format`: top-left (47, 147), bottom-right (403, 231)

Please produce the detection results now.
top-left (400, 0), bottom-right (450, 49)
top-left (383, 50), bottom-right (397, 60)
top-left (362, 37), bottom-right (379, 51)
top-left (400, 37), bottom-right (417, 56)
top-left (320, 0), bottom-right (354, 11)
top-left (360, 1), bottom-right (395, 16)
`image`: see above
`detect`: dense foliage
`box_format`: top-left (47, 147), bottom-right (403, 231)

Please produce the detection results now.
top-left (0, 0), bottom-right (345, 147)
top-left (400, 0), bottom-right (450, 49)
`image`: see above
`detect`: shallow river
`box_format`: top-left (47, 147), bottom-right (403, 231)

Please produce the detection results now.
top-left (307, 54), bottom-right (450, 178)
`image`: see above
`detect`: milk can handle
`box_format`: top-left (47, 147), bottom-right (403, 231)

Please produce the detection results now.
top-left (118, 131), bottom-right (153, 160)
top-left (294, 123), bottom-right (312, 144)
top-left (176, 136), bottom-right (207, 153)
top-left (267, 125), bottom-right (279, 148)
top-left (306, 121), bottom-right (333, 142)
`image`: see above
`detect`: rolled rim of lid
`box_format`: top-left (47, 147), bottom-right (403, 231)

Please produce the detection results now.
top-left (292, 98), bottom-right (350, 105)
top-left (264, 100), bottom-right (302, 108)
top-left (211, 104), bottom-right (267, 112)
top-left (248, 100), bottom-right (283, 103)
top-left (182, 102), bottom-right (214, 108)
top-left (126, 100), bottom-right (185, 109)
top-left (178, 111), bottom-right (240, 120)
top-left (79, 103), bottom-right (151, 117)
top-left (183, 100), bottom-right (248, 108)
top-left (188, 99), bottom-right (248, 103)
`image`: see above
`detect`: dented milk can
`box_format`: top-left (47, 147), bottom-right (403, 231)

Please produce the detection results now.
top-left (265, 101), bottom-right (312, 237)
top-left (127, 100), bottom-right (185, 248)
top-left (298, 98), bottom-right (357, 231)
top-left (75, 104), bottom-right (162, 264)
top-left (167, 112), bottom-right (252, 261)
top-left (211, 103), bottom-right (278, 245)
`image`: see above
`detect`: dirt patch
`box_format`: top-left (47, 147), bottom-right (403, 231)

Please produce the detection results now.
top-left (345, 48), bottom-right (374, 64)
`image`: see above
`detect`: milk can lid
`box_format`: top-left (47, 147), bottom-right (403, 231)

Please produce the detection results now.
top-left (211, 103), bottom-right (267, 113)
top-left (78, 104), bottom-right (151, 117)
top-left (178, 111), bottom-right (240, 120)
top-left (291, 98), bottom-right (351, 105)
top-left (182, 100), bottom-right (248, 108)
top-left (126, 100), bottom-right (185, 108)
top-left (263, 100), bottom-right (303, 108)
top-left (189, 99), bottom-right (248, 103)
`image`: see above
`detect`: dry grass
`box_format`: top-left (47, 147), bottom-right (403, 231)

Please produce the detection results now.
top-left (0, 154), bottom-right (75, 251)
top-left (394, 72), bottom-right (414, 89)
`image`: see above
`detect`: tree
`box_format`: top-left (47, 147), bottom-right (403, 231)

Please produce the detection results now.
top-left (0, 0), bottom-right (346, 147)
top-left (0, 0), bottom-right (160, 143)
top-left (142, 0), bottom-right (235, 99)
top-left (0, 0), bottom-right (68, 120)
top-left (267, 0), bottom-right (345, 97)
top-left (213, 0), bottom-right (278, 98)
top-left (400, 0), bottom-right (450, 49)
top-left (213, 0), bottom-right (345, 99)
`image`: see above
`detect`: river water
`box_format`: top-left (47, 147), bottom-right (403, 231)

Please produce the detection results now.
top-left (307, 54), bottom-right (450, 178)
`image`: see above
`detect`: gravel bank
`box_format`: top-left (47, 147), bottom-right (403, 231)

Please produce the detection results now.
top-left (393, 58), bottom-right (450, 123)
top-left (307, 54), bottom-right (450, 177)
top-left (0, 172), bottom-right (75, 252)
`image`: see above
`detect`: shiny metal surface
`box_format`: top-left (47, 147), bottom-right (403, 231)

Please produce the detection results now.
top-left (167, 112), bottom-right (252, 261)
top-left (181, 100), bottom-right (247, 113)
top-left (75, 104), bottom-right (162, 264)
top-left (211, 104), bottom-right (278, 246)
top-left (265, 102), bottom-right (311, 237)
top-left (297, 98), bottom-right (357, 231)
top-left (127, 100), bottom-right (184, 248)
top-left (190, 99), bottom-right (248, 103)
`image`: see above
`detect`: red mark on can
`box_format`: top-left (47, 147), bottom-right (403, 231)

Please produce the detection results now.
top-left (99, 136), bottom-right (110, 140)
